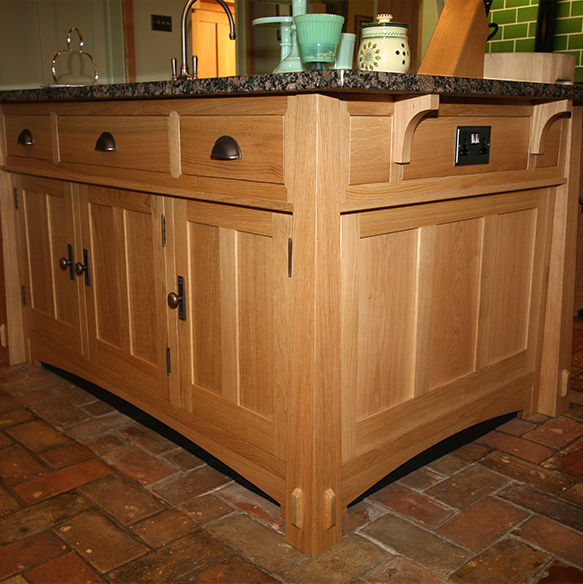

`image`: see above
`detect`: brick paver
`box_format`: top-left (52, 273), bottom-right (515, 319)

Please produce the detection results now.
top-left (13, 458), bottom-right (113, 504)
top-left (1, 319), bottom-right (583, 584)
top-left (514, 516), bottom-right (583, 567)
top-left (476, 429), bottom-right (554, 463)
top-left (102, 444), bottom-right (178, 486)
top-left (449, 539), bottom-right (550, 584)
top-left (25, 551), bottom-right (107, 584)
top-left (437, 496), bottom-right (528, 551)
top-left (369, 482), bottom-right (453, 527)
top-left (57, 510), bottom-right (148, 573)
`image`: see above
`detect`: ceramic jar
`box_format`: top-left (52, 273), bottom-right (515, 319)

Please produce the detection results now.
top-left (357, 14), bottom-right (410, 73)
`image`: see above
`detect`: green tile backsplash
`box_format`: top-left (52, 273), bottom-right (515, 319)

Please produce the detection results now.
top-left (486, 0), bottom-right (583, 82)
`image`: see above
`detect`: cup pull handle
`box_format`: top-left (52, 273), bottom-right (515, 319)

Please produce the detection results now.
top-left (210, 135), bottom-right (242, 160)
top-left (17, 129), bottom-right (34, 146)
top-left (95, 132), bottom-right (116, 152)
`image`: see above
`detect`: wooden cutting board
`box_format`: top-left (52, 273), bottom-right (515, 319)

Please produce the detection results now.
top-left (483, 53), bottom-right (576, 84)
top-left (417, 0), bottom-right (489, 78)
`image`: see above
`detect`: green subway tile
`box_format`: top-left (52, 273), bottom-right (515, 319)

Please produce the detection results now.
top-left (554, 34), bottom-right (569, 50)
top-left (564, 50), bottom-right (581, 65)
top-left (488, 27), bottom-right (502, 41)
top-left (503, 22), bottom-right (529, 38)
top-left (575, 66), bottom-right (583, 82)
top-left (517, 6), bottom-right (539, 21)
top-left (515, 38), bottom-right (536, 51)
top-left (569, 33), bottom-right (583, 48)
top-left (505, 0), bottom-right (530, 7)
top-left (491, 8), bottom-right (518, 24)
top-left (572, 1), bottom-right (583, 16)
top-left (555, 17), bottom-right (583, 34)
top-left (490, 40), bottom-right (516, 52)
top-left (556, 2), bottom-right (572, 18)
top-left (528, 21), bottom-right (538, 36)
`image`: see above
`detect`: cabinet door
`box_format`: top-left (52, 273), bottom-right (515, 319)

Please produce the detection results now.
top-left (171, 198), bottom-right (291, 458)
top-left (18, 175), bottom-right (84, 355)
top-left (80, 185), bottom-right (170, 402)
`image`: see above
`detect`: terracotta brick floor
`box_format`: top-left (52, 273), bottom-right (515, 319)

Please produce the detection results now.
top-left (1, 325), bottom-right (583, 584)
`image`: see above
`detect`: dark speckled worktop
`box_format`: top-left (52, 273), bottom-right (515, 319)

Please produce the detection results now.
top-left (2, 70), bottom-right (583, 102)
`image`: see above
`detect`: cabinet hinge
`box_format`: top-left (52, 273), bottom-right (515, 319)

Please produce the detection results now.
top-left (166, 346), bottom-right (171, 376)
top-left (21, 285), bottom-right (26, 306)
top-left (13, 187), bottom-right (18, 210)
top-left (161, 215), bottom-right (166, 247)
top-left (288, 237), bottom-right (293, 278)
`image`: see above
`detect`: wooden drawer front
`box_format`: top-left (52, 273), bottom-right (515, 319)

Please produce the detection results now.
top-left (57, 116), bottom-right (170, 173)
top-left (404, 115), bottom-right (531, 180)
top-left (4, 115), bottom-right (53, 161)
top-left (180, 116), bottom-right (284, 184)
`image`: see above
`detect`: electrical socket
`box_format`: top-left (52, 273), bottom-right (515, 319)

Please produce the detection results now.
top-left (151, 15), bottom-right (172, 32)
top-left (455, 126), bottom-right (491, 166)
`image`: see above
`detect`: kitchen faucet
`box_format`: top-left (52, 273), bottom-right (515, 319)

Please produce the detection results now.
top-left (172, 0), bottom-right (236, 80)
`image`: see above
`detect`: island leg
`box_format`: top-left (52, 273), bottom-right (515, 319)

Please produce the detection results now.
top-left (284, 93), bottom-right (349, 556)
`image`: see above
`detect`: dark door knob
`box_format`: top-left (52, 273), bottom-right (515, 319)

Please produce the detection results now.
top-left (59, 257), bottom-right (71, 270)
top-left (167, 292), bottom-right (183, 309)
top-left (168, 276), bottom-right (186, 320)
top-left (59, 244), bottom-right (75, 280)
top-left (74, 249), bottom-right (91, 286)
top-left (75, 262), bottom-right (87, 276)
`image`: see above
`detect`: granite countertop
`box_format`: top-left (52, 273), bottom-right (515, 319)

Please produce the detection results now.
top-left (2, 70), bottom-right (583, 102)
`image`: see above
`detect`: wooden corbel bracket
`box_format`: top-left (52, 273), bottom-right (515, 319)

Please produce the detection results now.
top-left (393, 94), bottom-right (440, 164)
top-left (530, 99), bottom-right (572, 155)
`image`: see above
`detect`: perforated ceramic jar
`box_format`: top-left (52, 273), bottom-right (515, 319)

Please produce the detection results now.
top-left (357, 14), bottom-right (410, 73)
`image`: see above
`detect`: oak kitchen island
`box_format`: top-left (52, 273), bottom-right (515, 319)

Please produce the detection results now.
top-left (1, 71), bottom-right (582, 555)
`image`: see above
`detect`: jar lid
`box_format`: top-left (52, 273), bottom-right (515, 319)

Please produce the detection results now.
top-left (360, 14), bottom-right (408, 29)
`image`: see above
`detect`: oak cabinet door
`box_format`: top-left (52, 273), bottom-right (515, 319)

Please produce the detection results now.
top-left (171, 198), bottom-right (291, 458)
top-left (80, 185), bottom-right (170, 402)
top-left (18, 176), bottom-right (84, 355)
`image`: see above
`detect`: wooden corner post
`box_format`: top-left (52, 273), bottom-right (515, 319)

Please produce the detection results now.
top-left (285, 93), bottom-right (348, 556)
top-left (538, 102), bottom-right (582, 416)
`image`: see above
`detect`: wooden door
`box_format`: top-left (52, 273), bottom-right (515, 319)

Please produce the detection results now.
top-left (171, 197), bottom-right (291, 459)
top-left (80, 184), bottom-right (170, 402)
top-left (18, 175), bottom-right (84, 355)
top-left (192, 0), bottom-right (236, 78)
top-left (340, 188), bottom-right (550, 501)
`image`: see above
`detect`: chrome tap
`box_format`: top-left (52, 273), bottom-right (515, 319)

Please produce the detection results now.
top-left (172, 0), bottom-right (236, 80)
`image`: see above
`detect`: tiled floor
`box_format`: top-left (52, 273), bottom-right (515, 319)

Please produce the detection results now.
top-left (1, 327), bottom-right (583, 584)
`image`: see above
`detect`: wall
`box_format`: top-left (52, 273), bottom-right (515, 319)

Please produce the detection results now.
top-left (132, 0), bottom-right (187, 82)
top-left (0, 0), bottom-right (125, 90)
top-left (486, 0), bottom-right (583, 82)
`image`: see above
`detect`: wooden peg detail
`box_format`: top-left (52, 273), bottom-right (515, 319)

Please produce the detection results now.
top-left (530, 99), bottom-right (571, 155)
top-left (325, 488), bottom-right (337, 529)
top-left (562, 369), bottom-right (570, 398)
top-left (291, 487), bottom-right (303, 528)
top-left (393, 94), bottom-right (440, 164)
